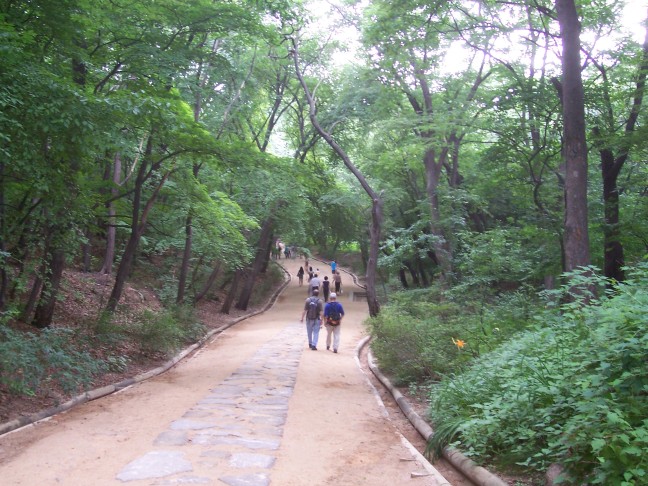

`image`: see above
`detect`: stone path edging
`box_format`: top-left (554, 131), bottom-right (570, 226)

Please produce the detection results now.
top-left (0, 262), bottom-right (292, 437)
top-left (363, 339), bottom-right (508, 486)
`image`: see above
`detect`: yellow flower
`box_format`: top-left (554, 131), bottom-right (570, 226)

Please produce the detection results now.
top-left (452, 338), bottom-right (466, 349)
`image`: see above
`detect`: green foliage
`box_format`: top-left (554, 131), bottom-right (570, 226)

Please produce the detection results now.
top-left (126, 307), bottom-right (206, 357)
top-left (367, 286), bottom-right (539, 384)
top-left (428, 264), bottom-right (648, 484)
top-left (0, 327), bottom-right (106, 396)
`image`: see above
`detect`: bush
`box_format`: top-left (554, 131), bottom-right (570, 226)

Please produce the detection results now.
top-left (367, 286), bottom-right (539, 385)
top-left (0, 327), bottom-right (106, 396)
top-left (127, 306), bottom-right (206, 357)
top-left (428, 264), bottom-right (648, 484)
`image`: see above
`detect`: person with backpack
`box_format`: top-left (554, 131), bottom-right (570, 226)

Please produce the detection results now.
top-left (300, 288), bottom-right (323, 350)
top-left (323, 292), bottom-right (344, 353)
top-left (309, 273), bottom-right (321, 296)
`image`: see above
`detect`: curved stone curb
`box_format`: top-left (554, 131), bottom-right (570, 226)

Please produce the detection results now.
top-left (364, 343), bottom-right (508, 486)
top-left (354, 336), bottom-right (451, 485)
top-left (0, 262), bottom-right (292, 437)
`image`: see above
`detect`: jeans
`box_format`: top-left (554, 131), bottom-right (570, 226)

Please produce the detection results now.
top-left (306, 318), bottom-right (321, 347)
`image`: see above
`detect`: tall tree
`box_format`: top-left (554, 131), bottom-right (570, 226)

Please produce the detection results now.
top-left (291, 36), bottom-right (383, 317)
top-left (555, 0), bottom-right (591, 272)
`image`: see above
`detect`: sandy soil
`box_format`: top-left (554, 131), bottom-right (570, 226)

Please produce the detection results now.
top-left (0, 258), bottom-right (470, 485)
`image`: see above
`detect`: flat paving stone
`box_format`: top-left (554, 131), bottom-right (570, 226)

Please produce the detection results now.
top-left (154, 430), bottom-right (189, 446)
top-left (219, 473), bottom-right (270, 486)
top-left (229, 452), bottom-right (276, 469)
top-left (171, 419), bottom-right (219, 430)
top-left (116, 450), bottom-right (193, 481)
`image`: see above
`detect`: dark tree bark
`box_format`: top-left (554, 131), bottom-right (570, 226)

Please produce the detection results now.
top-left (556, 0), bottom-right (591, 272)
top-left (194, 261), bottom-right (222, 304)
top-left (31, 248), bottom-right (66, 328)
top-left (221, 269), bottom-right (242, 314)
top-left (398, 268), bottom-right (409, 289)
top-left (291, 39), bottom-right (383, 317)
top-left (106, 136), bottom-right (171, 312)
top-left (404, 261), bottom-right (421, 287)
top-left (594, 15), bottom-right (648, 282)
top-left (236, 214), bottom-right (277, 311)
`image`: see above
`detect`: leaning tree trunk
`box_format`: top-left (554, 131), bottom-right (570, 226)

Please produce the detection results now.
top-left (194, 261), bottom-right (222, 304)
top-left (221, 269), bottom-right (243, 314)
top-left (236, 214), bottom-right (277, 311)
top-left (556, 0), bottom-right (591, 273)
top-left (106, 136), bottom-right (170, 312)
top-left (291, 40), bottom-right (383, 316)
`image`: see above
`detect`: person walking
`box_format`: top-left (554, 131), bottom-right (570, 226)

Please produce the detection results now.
top-left (309, 273), bottom-right (321, 296)
top-left (333, 270), bottom-right (342, 294)
top-left (324, 292), bottom-right (344, 353)
top-left (300, 289), bottom-right (323, 350)
top-left (297, 266), bottom-right (305, 286)
top-left (322, 275), bottom-right (330, 302)
top-left (331, 260), bottom-right (337, 275)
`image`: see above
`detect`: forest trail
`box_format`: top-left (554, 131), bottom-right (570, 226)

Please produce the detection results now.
top-left (0, 257), bottom-right (450, 485)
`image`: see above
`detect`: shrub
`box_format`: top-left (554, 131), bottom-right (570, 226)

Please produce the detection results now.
top-left (368, 286), bottom-right (539, 385)
top-left (0, 327), bottom-right (106, 396)
top-left (428, 264), bottom-right (648, 484)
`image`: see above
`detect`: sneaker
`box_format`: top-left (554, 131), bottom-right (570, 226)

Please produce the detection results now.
top-left (333, 349), bottom-right (338, 353)
top-left (326, 346), bottom-right (330, 350)
top-left (312, 346), bottom-right (317, 351)
top-left (309, 345), bottom-right (314, 350)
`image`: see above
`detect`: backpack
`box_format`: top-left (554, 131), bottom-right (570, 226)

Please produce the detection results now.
top-left (306, 297), bottom-right (321, 319)
top-left (327, 303), bottom-right (342, 325)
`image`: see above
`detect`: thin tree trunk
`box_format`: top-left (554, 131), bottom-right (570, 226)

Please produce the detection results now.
top-left (292, 40), bottom-right (383, 317)
top-left (100, 152), bottom-right (122, 275)
top-left (176, 214), bottom-right (193, 304)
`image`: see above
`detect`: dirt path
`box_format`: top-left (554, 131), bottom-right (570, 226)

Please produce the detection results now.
top-left (0, 259), bottom-right (456, 485)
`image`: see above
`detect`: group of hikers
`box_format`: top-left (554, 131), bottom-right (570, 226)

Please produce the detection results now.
top-left (272, 239), bottom-right (300, 259)
top-left (298, 260), bottom-right (345, 353)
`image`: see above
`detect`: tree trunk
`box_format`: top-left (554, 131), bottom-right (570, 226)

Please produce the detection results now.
top-left (292, 40), bottom-right (383, 317)
top-left (32, 248), bottom-right (66, 328)
top-left (99, 152), bottom-right (122, 275)
top-left (404, 261), bottom-right (420, 287)
top-left (176, 213), bottom-right (193, 304)
top-left (423, 147), bottom-right (453, 278)
top-left (556, 0), bottom-right (591, 272)
top-left (194, 261), bottom-right (222, 304)
top-left (398, 268), bottom-right (409, 289)
top-left (236, 215), bottom-right (276, 311)
top-left (221, 269), bottom-right (242, 314)
top-left (106, 136), bottom-right (170, 312)
top-left (596, 15), bottom-right (648, 282)
top-left (0, 160), bottom-right (6, 311)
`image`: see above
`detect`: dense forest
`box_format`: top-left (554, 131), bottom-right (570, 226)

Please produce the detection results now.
top-left (1, 0), bottom-right (646, 484)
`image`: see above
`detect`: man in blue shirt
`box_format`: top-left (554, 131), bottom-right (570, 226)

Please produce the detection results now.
top-left (323, 292), bottom-right (344, 353)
